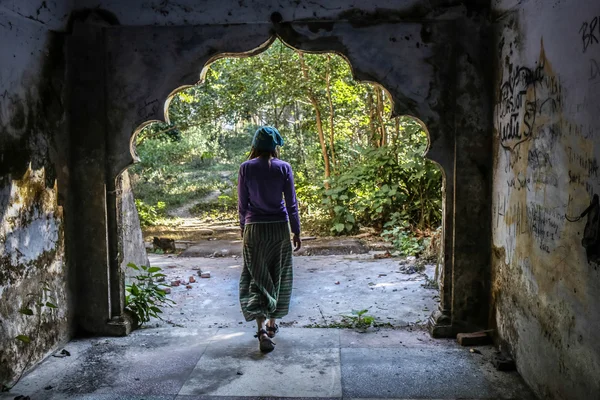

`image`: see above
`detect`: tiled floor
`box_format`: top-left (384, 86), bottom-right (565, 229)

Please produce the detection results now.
top-left (2, 327), bottom-right (537, 400)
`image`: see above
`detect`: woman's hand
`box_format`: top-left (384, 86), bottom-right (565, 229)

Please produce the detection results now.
top-left (293, 234), bottom-right (302, 252)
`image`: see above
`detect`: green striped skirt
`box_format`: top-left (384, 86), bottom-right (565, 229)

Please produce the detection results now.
top-left (239, 221), bottom-right (293, 321)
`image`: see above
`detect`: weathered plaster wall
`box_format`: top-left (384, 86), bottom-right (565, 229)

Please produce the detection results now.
top-left (0, 2), bottom-right (72, 385)
top-left (492, 0), bottom-right (600, 398)
top-left (118, 170), bottom-right (149, 282)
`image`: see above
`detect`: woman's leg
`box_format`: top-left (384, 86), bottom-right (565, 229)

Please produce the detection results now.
top-left (266, 318), bottom-right (278, 337)
top-left (256, 317), bottom-right (267, 337)
top-left (256, 316), bottom-right (275, 352)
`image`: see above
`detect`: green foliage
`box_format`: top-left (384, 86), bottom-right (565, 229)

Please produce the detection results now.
top-left (125, 263), bottom-right (175, 326)
top-left (322, 121), bottom-right (442, 236)
top-left (135, 199), bottom-right (166, 227)
top-left (382, 218), bottom-right (428, 256)
top-left (130, 39), bottom-right (442, 238)
top-left (341, 309), bottom-right (375, 329)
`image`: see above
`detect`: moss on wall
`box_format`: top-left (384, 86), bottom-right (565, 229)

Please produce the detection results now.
top-left (0, 15), bottom-right (70, 385)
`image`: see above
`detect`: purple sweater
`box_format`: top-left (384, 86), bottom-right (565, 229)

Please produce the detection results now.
top-left (237, 157), bottom-right (301, 235)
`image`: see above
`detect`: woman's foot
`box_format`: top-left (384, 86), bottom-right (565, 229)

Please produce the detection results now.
top-left (256, 329), bottom-right (275, 353)
top-left (266, 320), bottom-right (279, 338)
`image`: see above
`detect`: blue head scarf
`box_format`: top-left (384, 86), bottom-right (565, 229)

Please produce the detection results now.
top-left (252, 126), bottom-right (284, 151)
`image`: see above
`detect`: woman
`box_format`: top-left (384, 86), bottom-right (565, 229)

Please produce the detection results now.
top-left (237, 126), bottom-right (302, 353)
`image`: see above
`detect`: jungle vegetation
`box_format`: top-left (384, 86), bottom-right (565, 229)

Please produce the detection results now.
top-left (131, 40), bottom-right (442, 253)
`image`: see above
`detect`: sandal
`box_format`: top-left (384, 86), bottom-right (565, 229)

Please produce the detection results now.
top-left (266, 323), bottom-right (279, 338)
top-left (255, 329), bottom-right (275, 353)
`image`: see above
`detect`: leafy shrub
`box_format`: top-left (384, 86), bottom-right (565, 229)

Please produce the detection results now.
top-left (125, 263), bottom-right (175, 326)
top-left (321, 140), bottom-right (441, 236)
top-left (382, 225), bottom-right (427, 256)
top-left (135, 199), bottom-right (166, 227)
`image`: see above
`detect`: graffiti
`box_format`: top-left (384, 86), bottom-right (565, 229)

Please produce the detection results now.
top-left (532, 171), bottom-right (559, 188)
top-left (505, 170), bottom-right (558, 191)
top-left (580, 16), bottom-right (599, 53)
top-left (568, 170), bottom-right (595, 195)
top-left (497, 64), bottom-right (541, 150)
top-left (497, 55), bottom-right (562, 151)
top-left (591, 59), bottom-right (600, 81)
top-left (566, 195), bottom-right (600, 264)
top-left (567, 147), bottom-right (599, 178)
top-left (137, 98), bottom-right (159, 120)
top-left (507, 175), bottom-right (530, 191)
top-left (537, 74), bottom-right (562, 114)
top-left (497, 197), bottom-right (562, 254)
top-left (528, 148), bottom-right (553, 170)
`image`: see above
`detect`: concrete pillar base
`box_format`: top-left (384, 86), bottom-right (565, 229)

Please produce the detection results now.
top-left (428, 309), bottom-right (454, 338)
top-left (103, 315), bottom-right (134, 337)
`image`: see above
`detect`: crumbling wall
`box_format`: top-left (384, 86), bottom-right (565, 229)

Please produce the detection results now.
top-left (0, 1), bottom-right (72, 386)
top-left (492, 0), bottom-right (600, 398)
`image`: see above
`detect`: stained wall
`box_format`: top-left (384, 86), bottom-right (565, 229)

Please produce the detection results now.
top-left (492, 0), bottom-right (600, 398)
top-left (0, 0), bottom-right (73, 385)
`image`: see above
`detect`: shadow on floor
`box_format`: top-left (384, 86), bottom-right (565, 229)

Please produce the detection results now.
top-left (2, 327), bottom-right (537, 399)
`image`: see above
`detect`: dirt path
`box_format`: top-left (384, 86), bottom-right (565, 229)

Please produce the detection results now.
top-left (168, 189), bottom-right (221, 218)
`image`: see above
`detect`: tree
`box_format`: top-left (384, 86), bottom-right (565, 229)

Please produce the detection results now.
top-left (132, 38), bottom-right (442, 241)
top-left (298, 51), bottom-right (331, 187)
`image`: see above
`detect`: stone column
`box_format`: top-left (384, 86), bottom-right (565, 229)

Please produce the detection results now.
top-left (68, 22), bottom-right (131, 336)
top-left (451, 17), bottom-right (493, 332)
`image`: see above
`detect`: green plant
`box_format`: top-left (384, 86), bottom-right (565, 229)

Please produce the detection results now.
top-left (125, 263), bottom-right (175, 326)
top-left (382, 216), bottom-right (428, 256)
top-left (135, 199), bottom-right (166, 227)
top-left (342, 309), bottom-right (375, 329)
top-left (382, 227), bottom-right (426, 256)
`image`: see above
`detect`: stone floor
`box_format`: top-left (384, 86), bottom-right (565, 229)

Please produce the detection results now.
top-left (2, 327), bottom-right (537, 400)
top-left (146, 253), bottom-right (438, 329)
top-left (3, 253), bottom-right (537, 399)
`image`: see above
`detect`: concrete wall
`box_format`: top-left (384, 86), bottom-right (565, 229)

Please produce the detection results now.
top-left (492, 0), bottom-right (600, 398)
top-left (118, 170), bottom-right (149, 282)
top-left (73, 0), bottom-right (489, 25)
top-left (0, 1), bottom-right (72, 385)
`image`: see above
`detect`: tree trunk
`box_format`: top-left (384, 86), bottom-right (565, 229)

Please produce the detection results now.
top-left (394, 117), bottom-right (401, 163)
top-left (298, 52), bottom-right (331, 188)
top-left (325, 55), bottom-right (336, 171)
top-left (367, 88), bottom-right (377, 147)
top-left (294, 101), bottom-right (309, 177)
top-left (376, 88), bottom-right (388, 147)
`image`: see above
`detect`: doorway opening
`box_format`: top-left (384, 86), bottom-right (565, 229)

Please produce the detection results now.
top-left (125, 38), bottom-right (444, 331)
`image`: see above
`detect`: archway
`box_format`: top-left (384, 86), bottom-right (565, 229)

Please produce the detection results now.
top-left (125, 38), bottom-right (444, 330)
top-left (67, 16), bottom-right (491, 338)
